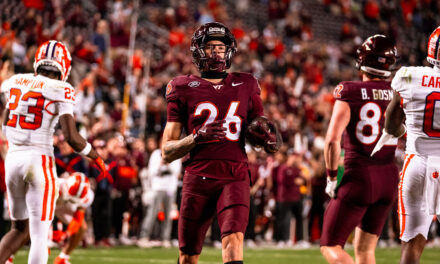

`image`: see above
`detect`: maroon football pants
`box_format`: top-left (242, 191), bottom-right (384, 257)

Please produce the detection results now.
top-left (178, 173), bottom-right (250, 255)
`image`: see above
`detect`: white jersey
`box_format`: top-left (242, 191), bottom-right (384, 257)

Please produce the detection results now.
top-left (392, 66), bottom-right (440, 156)
top-left (1, 73), bottom-right (75, 155)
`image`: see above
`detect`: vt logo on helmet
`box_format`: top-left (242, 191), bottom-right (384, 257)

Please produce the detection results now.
top-left (34, 40), bottom-right (72, 81)
top-left (190, 22), bottom-right (237, 72)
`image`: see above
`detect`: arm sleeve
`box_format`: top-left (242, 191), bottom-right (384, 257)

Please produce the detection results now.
top-left (55, 101), bottom-right (74, 116)
top-left (391, 67), bottom-right (411, 105)
top-left (165, 79), bottom-right (185, 123)
top-left (42, 81), bottom-right (76, 104)
top-left (167, 101), bottom-right (184, 122)
top-left (248, 78), bottom-right (264, 121)
top-left (333, 82), bottom-right (351, 103)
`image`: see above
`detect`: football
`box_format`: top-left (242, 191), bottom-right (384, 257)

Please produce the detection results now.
top-left (246, 116), bottom-right (276, 148)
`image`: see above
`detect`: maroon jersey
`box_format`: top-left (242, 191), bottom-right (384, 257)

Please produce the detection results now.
top-left (166, 72), bottom-right (264, 179)
top-left (273, 164), bottom-right (303, 202)
top-left (334, 80), bottom-right (396, 167)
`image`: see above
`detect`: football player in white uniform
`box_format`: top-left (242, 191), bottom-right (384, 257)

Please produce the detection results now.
top-left (6, 172), bottom-right (94, 264)
top-left (374, 26), bottom-right (440, 264)
top-left (0, 40), bottom-right (107, 264)
top-left (53, 172), bottom-right (93, 264)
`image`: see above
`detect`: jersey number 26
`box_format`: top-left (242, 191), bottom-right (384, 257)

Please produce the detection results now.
top-left (194, 101), bottom-right (242, 141)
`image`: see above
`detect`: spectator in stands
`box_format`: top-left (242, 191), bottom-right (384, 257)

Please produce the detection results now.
top-left (273, 150), bottom-right (307, 248)
top-left (137, 144), bottom-right (181, 248)
top-left (89, 138), bottom-right (115, 247)
top-left (55, 137), bottom-right (87, 176)
top-left (0, 0), bottom-right (433, 248)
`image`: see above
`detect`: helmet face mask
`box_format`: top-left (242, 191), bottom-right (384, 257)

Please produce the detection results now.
top-left (34, 40), bottom-right (72, 81)
top-left (191, 22), bottom-right (237, 72)
top-left (356, 35), bottom-right (397, 78)
top-left (427, 27), bottom-right (440, 67)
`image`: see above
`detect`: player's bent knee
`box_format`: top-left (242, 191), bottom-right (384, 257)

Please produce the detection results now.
top-left (11, 219), bottom-right (29, 234)
top-left (179, 251), bottom-right (200, 264)
top-left (222, 232), bottom-right (243, 248)
top-left (321, 246), bottom-right (343, 261)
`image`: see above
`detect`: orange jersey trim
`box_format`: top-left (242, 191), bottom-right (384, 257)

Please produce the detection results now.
top-left (399, 154), bottom-right (415, 238)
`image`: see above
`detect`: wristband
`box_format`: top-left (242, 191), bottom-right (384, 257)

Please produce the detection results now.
top-left (326, 169), bottom-right (338, 179)
top-left (397, 124), bottom-right (407, 138)
top-left (78, 142), bottom-right (92, 156)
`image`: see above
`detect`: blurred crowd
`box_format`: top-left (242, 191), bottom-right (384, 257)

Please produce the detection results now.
top-left (1, 0), bottom-right (440, 249)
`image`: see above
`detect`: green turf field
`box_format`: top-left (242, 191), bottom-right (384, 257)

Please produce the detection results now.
top-left (10, 246), bottom-right (440, 264)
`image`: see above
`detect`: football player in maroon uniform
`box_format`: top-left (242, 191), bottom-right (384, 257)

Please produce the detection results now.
top-left (162, 22), bottom-right (280, 264)
top-left (320, 35), bottom-right (403, 264)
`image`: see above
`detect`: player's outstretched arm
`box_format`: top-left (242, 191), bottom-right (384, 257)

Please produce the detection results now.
top-left (162, 120), bottom-right (227, 163)
top-left (324, 100), bottom-right (350, 198)
top-left (371, 91), bottom-right (406, 157)
top-left (162, 121), bottom-right (195, 163)
top-left (384, 91), bottom-right (406, 137)
top-left (324, 100), bottom-right (350, 174)
top-left (59, 114), bottom-right (99, 160)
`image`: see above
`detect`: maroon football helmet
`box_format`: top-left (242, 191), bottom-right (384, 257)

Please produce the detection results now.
top-left (190, 22), bottom-right (237, 72)
top-left (356, 35), bottom-right (398, 77)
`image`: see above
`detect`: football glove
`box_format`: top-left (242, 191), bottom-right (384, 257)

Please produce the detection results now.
top-left (371, 125), bottom-right (406, 157)
top-left (94, 157), bottom-right (107, 174)
top-left (193, 120), bottom-right (227, 144)
top-left (325, 177), bottom-right (338, 198)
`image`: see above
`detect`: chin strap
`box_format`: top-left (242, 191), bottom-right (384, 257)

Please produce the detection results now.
top-left (201, 71), bottom-right (228, 79)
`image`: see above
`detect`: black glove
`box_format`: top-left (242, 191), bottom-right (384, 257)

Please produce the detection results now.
top-left (193, 120), bottom-right (227, 144)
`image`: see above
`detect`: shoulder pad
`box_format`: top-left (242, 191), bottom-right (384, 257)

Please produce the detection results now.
top-left (166, 76), bottom-right (190, 102)
top-left (0, 76), bottom-right (14, 93)
top-left (333, 82), bottom-right (348, 100)
top-left (42, 80), bottom-right (76, 104)
top-left (395, 67), bottom-right (411, 80)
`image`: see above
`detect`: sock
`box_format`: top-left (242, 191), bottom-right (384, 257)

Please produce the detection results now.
top-left (59, 252), bottom-right (70, 259)
top-left (224, 261), bottom-right (243, 264)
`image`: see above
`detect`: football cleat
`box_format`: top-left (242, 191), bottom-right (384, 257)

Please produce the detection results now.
top-left (34, 40), bottom-right (72, 81)
top-left (54, 256), bottom-right (71, 264)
